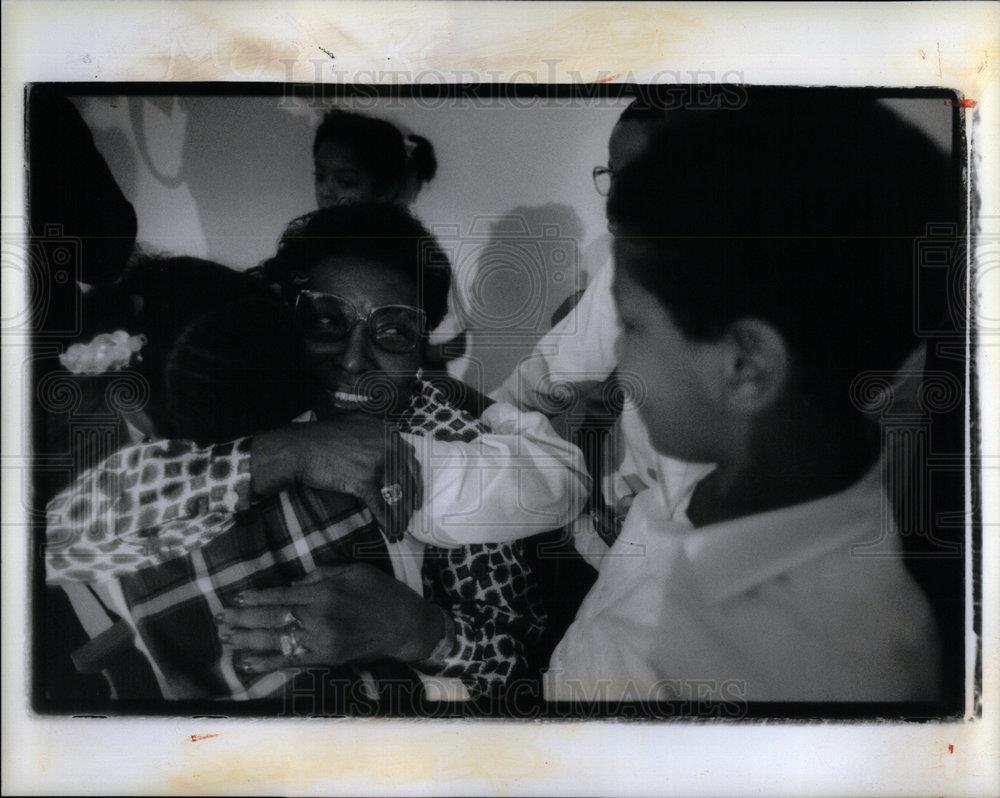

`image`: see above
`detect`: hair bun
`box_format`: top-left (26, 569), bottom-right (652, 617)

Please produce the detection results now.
top-left (405, 134), bottom-right (437, 183)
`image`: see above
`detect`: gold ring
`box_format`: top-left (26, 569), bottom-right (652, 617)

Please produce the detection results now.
top-left (380, 483), bottom-right (403, 505)
top-left (279, 631), bottom-right (308, 658)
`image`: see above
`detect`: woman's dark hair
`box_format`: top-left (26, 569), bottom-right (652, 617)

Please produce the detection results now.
top-left (105, 256), bottom-right (310, 444)
top-left (262, 203), bottom-right (453, 331)
top-left (608, 89), bottom-right (961, 416)
top-left (313, 110), bottom-right (437, 196)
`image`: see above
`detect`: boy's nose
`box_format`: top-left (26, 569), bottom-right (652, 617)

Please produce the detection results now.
top-left (340, 323), bottom-right (371, 373)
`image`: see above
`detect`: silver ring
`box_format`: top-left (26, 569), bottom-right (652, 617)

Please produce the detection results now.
top-left (279, 631), bottom-right (308, 658)
top-left (281, 609), bottom-right (302, 629)
top-left (380, 483), bottom-right (403, 505)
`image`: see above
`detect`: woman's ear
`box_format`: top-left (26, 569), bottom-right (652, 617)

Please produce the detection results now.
top-left (721, 318), bottom-right (790, 415)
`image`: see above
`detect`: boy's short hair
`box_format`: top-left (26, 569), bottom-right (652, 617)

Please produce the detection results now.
top-left (608, 90), bottom-right (961, 415)
top-left (263, 203), bottom-right (453, 331)
top-left (620, 84), bottom-right (748, 118)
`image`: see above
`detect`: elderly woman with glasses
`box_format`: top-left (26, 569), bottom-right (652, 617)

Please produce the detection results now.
top-left (46, 203), bottom-right (588, 708)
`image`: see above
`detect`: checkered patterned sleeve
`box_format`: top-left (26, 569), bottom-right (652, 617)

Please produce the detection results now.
top-left (419, 541), bottom-right (547, 698)
top-left (45, 438), bottom-right (253, 584)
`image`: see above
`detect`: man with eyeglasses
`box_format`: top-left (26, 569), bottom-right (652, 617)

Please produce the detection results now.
top-left (491, 95), bottom-right (678, 568)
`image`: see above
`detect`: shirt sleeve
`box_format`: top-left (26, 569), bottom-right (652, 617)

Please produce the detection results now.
top-left (417, 541), bottom-right (547, 698)
top-left (490, 259), bottom-right (620, 412)
top-left (401, 402), bottom-right (591, 547)
top-left (45, 438), bottom-right (252, 584)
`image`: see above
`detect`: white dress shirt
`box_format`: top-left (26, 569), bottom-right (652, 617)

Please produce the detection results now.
top-left (403, 401), bottom-right (591, 547)
top-left (490, 258), bottom-right (678, 567)
top-left (545, 461), bottom-right (942, 703)
top-left (295, 398), bottom-right (589, 549)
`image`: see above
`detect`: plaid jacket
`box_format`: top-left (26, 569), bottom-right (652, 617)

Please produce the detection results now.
top-left (46, 380), bottom-right (547, 703)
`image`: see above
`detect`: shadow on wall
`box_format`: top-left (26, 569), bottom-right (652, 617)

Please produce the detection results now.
top-left (128, 96), bottom-right (317, 268)
top-left (438, 204), bottom-right (586, 394)
top-left (89, 124), bottom-right (139, 207)
top-left (81, 96), bottom-right (318, 269)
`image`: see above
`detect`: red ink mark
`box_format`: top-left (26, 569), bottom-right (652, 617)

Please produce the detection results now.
top-left (190, 733), bottom-right (220, 743)
top-left (918, 49), bottom-right (926, 60)
top-left (595, 73), bottom-right (621, 84)
top-left (945, 99), bottom-right (977, 109)
top-left (948, 743), bottom-right (954, 753)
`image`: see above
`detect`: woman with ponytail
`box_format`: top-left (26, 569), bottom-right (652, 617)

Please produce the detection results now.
top-left (311, 109), bottom-right (437, 208)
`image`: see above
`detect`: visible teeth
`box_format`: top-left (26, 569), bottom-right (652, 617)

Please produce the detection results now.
top-left (332, 391), bottom-right (368, 403)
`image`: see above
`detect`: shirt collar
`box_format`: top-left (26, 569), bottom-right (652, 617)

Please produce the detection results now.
top-left (680, 461), bottom-right (887, 605)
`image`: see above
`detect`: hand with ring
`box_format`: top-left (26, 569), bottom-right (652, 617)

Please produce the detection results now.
top-left (216, 605), bottom-right (312, 668)
top-left (278, 608), bottom-right (308, 658)
top-left (215, 565), bottom-right (448, 675)
top-left (253, 414), bottom-right (422, 539)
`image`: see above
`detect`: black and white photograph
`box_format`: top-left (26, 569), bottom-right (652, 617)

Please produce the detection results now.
top-left (3, 2), bottom-right (997, 796)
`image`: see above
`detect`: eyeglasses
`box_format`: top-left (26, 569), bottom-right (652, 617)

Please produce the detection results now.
top-left (592, 165), bottom-right (614, 197)
top-left (295, 290), bottom-right (427, 354)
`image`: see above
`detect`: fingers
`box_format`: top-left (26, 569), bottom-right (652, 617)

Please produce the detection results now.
top-left (297, 565), bottom-right (343, 584)
top-left (218, 627), bottom-right (289, 652)
top-left (233, 584), bottom-right (314, 606)
top-left (235, 652), bottom-right (305, 674)
top-left (295, 563), bottom-right (357, 588)
top-left (219, 606), bottom-right (301, 629)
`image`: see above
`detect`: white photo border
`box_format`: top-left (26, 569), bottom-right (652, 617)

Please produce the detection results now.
top-left (2, 2), bottom-right (997, 795)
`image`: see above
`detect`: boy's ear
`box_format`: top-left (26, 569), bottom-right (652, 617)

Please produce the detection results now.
top-left (721, 318), bottom-right (789, 414)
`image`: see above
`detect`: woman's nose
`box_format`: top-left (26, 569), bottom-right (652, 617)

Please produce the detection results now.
top-left (340, 323), bottom-right (371, 373)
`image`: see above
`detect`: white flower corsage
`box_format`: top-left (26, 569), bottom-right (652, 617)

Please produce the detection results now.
top-left (59, 330), bottom-right (147, 375)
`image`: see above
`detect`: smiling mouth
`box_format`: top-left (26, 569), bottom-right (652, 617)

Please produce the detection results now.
top-left (327, 389), bottom-right (372, 408)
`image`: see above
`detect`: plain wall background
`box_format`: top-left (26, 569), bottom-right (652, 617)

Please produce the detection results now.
top-left (67, 93), bottom-right (952, 392)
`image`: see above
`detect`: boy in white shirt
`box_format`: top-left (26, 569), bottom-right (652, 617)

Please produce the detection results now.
top-left (545, 90), bottom-right (959, 703)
